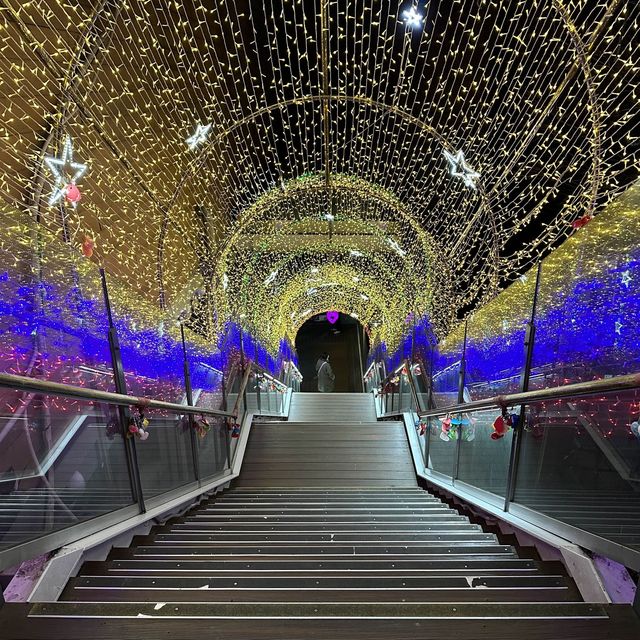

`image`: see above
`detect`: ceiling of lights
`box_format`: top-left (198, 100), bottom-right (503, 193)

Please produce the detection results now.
top-left (0, 0), bottom-right (637, 351)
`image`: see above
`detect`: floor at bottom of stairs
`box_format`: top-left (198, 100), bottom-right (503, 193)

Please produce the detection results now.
top-left (1, 602), bottom-right (640, 640)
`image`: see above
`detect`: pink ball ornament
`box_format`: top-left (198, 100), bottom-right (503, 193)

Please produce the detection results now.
top-left (65, 183), bottom-right (81, 204)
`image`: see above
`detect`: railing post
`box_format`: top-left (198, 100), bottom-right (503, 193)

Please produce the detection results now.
top-left (221, 365), bottom-right (228, 412)
top-left (100, 268), bottom-right (145, 514)
top-left (256, 373), bottom-right (262, 414)
top-left (181, 324), bottom-right (200, 484)
top-left (634, 576), bottom-right (640, 616)
top-left (452, 320), bottom-right (468, 481)
top-left (504, 262), bottom-right (542, 511)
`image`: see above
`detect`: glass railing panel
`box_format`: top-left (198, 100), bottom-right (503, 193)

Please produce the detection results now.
top-left (430, 337), bottom-right (463, 410)
top-left (529, 233), bottom-right (639, 389)
top-left (185, 324), bottom-right (226, 414)
top-left (398, 369), bottom-right (411, 412)
top-left (410, 362), bottom-right (429, 412)
top-left (0, 211), bottom-right (115, 390)
top-left (513, 389), bottom-right (640, 552)
top-left (425, 415), bottom-right (455, 480)
top-left (0, 389), bottom-right (134, 552)
top-left (193, 415), bottom-right (229, 481)
top-left (456, 406), bottom-right (519, 499)
top-left (134, 407), bottom-right (196, 499)
top-left (464, 276), bottom-right (533, 400)
top-left (105, 275), bottom-right (187, 405)
top-left (265, 380), bottom-right (273, 414)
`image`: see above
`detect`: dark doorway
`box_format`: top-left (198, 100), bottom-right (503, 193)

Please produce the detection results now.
top-left (295, 313), bottom-right (370, 393)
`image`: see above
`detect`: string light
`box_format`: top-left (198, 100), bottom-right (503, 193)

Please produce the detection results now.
top-left (0, 0), bottom-right (635, 360)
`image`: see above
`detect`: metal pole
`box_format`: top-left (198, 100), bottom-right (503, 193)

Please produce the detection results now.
top-left (100, 268), bottom-right (145, 514)
top-left (452, 320), bottom-right (468, 481)
top-left (357, 324), bottom-right (365, 392)
top-left (181, 324), bottom-right (200, 484)
top-left (504, 262), bottom-right (542, 511)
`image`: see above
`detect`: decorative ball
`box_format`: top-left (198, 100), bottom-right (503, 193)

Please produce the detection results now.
top-left (631, 421), bottom-right (640, 439)
top-left (65, 183), bottom-right (81, 204)
top-left (81, 235), bottom-right (95, 257)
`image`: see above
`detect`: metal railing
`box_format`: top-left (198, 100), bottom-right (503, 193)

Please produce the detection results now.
top-left (280, 360), bottom-right (303, 392)
top-left (0, 359), bottom-right (293, 570)
top-left (0, 372), bottom-right (236, 419)
top-left (370, 358), bottom-right (640, 571)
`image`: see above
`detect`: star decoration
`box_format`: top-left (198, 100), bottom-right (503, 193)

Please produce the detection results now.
top-left (186, 123), bottom-right (211, 149)
top-left (442, 149), bottom-right (480, 189)
top-left (615, 319), bottom-right (623, 335)
top-left (264, 270), bottom-right (278, 286)
top-left (621, 270), bottom-right (631, 288)
top-left (402, 7), bottom-right (423, 27)
top-left (43, 136), bottom-right (88, 208)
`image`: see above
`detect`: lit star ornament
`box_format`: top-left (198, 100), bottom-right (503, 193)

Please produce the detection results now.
top-left (615, 319), bottom-right (623, 335)
top-left (44, 136), bottom-right (88, 208)
top-left (621, 270), bottom-right (631, 288)
top-left (442, 149), bottom-right (480, 189)
top-left (402, 7), bottom-right (423, 27)
top-left (186, 123), bottom-right (212, 149)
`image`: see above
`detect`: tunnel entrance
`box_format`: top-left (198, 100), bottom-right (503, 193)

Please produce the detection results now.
top-left (294, 312), bottom-right (370, 393)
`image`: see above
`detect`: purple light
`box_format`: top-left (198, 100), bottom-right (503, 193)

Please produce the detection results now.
top-left (327, 311), bottom-right (339, 324)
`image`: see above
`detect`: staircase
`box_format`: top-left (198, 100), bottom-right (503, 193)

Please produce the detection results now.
top-left (238, 421), bottom-right (415, 487)
top-left (288, 392), bottom-right (376, 422)
top-left (1, 393), bottom-right (639, 638)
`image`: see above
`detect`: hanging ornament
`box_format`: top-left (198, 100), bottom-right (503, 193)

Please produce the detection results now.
top-left (128, 406), bottom-right (150, 441)
top-left (490, 408), bottom-right (517, 440)
top-left (65, 183), bottom-right (81, 205)
top-left (439, 414), bottom-right (455, 441)
top-left (630, 421), bottom-right (640, 441)
top-left (452, 416), bottom-right (475, 441)
top-left (326, 311), bottom-right (339, 324)
top-left (43, 135), bottom-right (88, 208)
top-left (81, 235), bottom-right (95, 258)
top-left (194, 416), bottom-right (211, 439)
top-left (571, 214), bottom-right (592, 229)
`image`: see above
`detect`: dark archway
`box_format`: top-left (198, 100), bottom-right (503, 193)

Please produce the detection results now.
top-left (295, 313), bottom-right (370, 393)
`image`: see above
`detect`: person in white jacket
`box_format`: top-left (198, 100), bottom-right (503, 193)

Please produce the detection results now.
top-left (315, 353), bottom-right (335, 392)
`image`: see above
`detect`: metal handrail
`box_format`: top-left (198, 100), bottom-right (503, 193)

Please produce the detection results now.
top-left (373, 362), bottom-right (640, 419)
top-left (376, 360), bottom-right (407, 387)
top-left (415, 371), bottom-right (640, 418)
top-left (252, 364), bottom-right (289, 391)
top-left (362, 360), bottom-right (377, 380)
top-left (0, 372), bottom-right (235, 418)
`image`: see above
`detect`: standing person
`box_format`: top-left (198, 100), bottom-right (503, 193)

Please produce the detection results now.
top-left (315, 352), bottom-right (335, 393)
